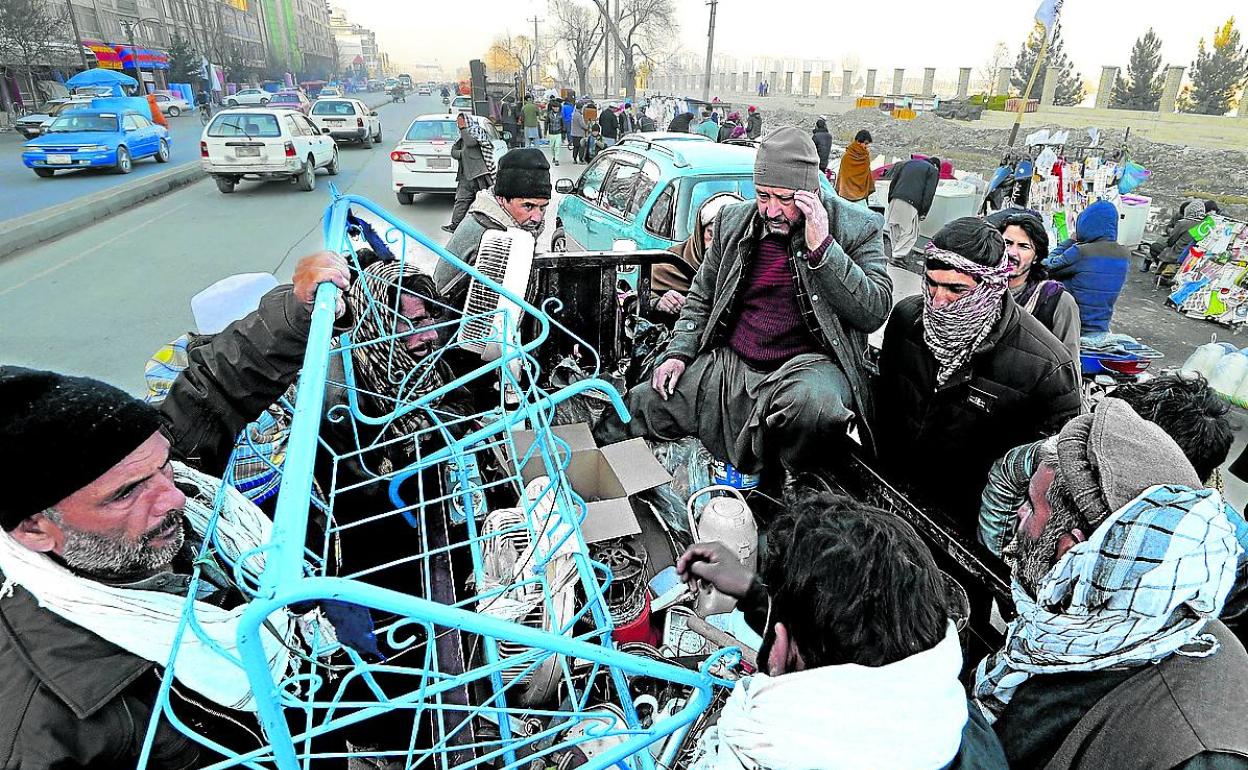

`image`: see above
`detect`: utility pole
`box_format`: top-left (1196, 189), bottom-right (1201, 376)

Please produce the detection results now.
top-left (527, 15), bottom-right (542, 88)
top-left (64, 0), bottom-right (91, 71)
top-left (701, 0), bottom-right (717, 102)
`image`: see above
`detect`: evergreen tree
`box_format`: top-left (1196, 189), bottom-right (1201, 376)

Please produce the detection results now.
top-left (1183, 17), bottom-right (1248, 115)
top-left (1011, 22), bottom-right (1085, 106)
top-left (1110, 28), bottom-right (1165, 110)
top-left (167, 33), bottom-right (200, 85)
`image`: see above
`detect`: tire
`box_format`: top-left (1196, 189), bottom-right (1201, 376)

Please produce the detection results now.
top-left (297, 157), bottom-right (316, 191)
top-left (364, 134), bottom-right (374, 148)
top-left (326, 148), bottom-right (340, 175)
top-left (114, 146), bottom-right (132, 174)
top-left (373, 126), bottom-right (382, 143)
top-left (33, 168), bottom-right (54, 178)
top-left (396, 191), bottom-right (413, 205)
top-left (155, 139), bottom-right (170, 163)
top-left (260, 98), bottom-right (269, 105)
top-left (168, 106), bottom-right (181, 117)
top-left (227, 98), bottom-right (238, 107)
top-left (215, 176), bottom-right (236, 194)
top-left (551, 226), bottom-right (568, 252)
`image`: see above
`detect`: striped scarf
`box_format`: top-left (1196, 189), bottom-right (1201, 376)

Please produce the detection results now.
top-left (922, 245), bottom-right (1014, 386)
top-left (345, 260), bottom-right (446, 461)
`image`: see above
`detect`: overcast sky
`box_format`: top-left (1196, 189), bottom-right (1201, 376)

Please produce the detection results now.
top-left (338, 0), bottom-right (1242, 88)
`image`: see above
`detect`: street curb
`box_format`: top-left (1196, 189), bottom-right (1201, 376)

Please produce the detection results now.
top-left (0, 161), bottom-right (205, 261)
top-left (0, 94), bottom-right (395, 263)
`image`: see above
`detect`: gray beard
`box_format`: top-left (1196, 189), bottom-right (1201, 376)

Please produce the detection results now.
top-left (518, 220), bottom-right (542, 235)
top-left (1004, 480), bottom-right (1083, 597)
top-left (56, 509), bottom-right (186, 580)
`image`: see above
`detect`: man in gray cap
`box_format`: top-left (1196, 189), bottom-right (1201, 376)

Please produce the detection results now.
top-left (593, 126), bottom-right (891, 475)
top-left (975, 398), bottom-right (1248, 770)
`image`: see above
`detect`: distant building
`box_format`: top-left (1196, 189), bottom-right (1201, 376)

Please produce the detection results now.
top-left (329, 6), bottom-right (386, 79)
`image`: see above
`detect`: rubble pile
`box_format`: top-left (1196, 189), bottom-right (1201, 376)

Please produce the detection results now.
top-left (763, 106), bottom-right (1248, 224)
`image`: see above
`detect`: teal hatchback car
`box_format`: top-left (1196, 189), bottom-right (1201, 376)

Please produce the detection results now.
top-left (553, 133), bottom-right (834, 253)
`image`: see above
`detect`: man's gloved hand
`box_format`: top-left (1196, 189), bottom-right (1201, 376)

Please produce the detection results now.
top-left (292, 250), bottom-right (350, 318)
top-left (676, 541), bottom-right (754, 599)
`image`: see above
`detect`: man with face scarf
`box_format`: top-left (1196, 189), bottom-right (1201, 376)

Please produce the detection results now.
top-left (873, 217), bottom-right (1082, 530)
top-left (650, 192), bottom-right (743, 319)
top-left (975, 398), bottom-right (1248, 770)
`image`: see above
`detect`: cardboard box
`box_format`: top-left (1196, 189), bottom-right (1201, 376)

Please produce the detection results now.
top-left (510, 423), bottom-right (671, 543)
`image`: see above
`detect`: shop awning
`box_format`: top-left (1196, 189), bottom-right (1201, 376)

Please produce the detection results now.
top-left (113, 45), bottom-right (169, 70)
top-left (83, 41), bottom-right (122, 70)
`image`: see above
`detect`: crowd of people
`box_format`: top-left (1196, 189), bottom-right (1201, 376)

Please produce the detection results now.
top-left (4, 93), bottom-right (1248, 770)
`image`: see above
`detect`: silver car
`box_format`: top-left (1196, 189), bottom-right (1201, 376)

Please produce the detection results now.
top-left (14, 98), bottom-right (94, 138)
top-left (152, 93), bottom-right (191, 117)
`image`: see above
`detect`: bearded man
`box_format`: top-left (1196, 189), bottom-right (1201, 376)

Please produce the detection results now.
top-left (594, 127), bottom-right (891, 475)
top-left (873, 217), bottom-right (1081, 530)
top-left (975, 398), bottom-right (1248, 770)
top-left (438, 147), bottom-right (553, 313)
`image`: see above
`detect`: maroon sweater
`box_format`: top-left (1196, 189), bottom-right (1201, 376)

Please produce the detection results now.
top-left (728, 235), bottom-right (819, 368)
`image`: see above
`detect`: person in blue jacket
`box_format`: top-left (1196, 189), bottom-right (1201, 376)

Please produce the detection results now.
top-left (1042, 199), bottom-right (1130, 336)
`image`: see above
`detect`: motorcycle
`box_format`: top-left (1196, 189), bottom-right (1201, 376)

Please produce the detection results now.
top-left (1080, 334), bottom-right (1164, 400)
top-left (443, 96), bottom-right (450, 106)
top-left (390, 86), bottom-right (406, 103)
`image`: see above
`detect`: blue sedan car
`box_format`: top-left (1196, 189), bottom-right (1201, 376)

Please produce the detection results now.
top-left (22, 110), bottom-right (171, 178)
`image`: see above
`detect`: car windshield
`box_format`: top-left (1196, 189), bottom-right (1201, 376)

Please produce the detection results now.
top-left (46, 115), bottom-right (117, 133)
top-left (271, 94), bottom-right (299, 103)
top-left (312, 100), bottom-right (357, 116)
top-left (406, 120), bottom-right (457, 141)
top-left (208, 113), bottom-right (281, 138)
top-left (672, 176), bottom-right (756, 241)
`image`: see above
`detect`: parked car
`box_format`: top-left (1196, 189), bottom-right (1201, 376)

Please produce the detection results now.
top-left (390, 113), bottom-right (508, 204)
top-left (447, 95), bottom-right (472, 116)
top-left (200, 108), bottom-right (338, 194)
top-left (13, 97), bottom-right (94, 138)
top-left (268, 90), bottom-right (312, 115)
top-left (151, 92), bottom-right (191, 117)
top-left (554, 133), bottom-right (834, 252)
top-left (225, 88), bottom-right (272, 107)
top-left (310, 98), bottom-right (381, 145)
top-left (22, 110), bottom-right (171, 177)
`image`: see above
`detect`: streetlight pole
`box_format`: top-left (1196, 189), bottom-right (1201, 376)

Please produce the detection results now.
top-left (64, 0), bottom-right (91, 71)
top-left (120, 17), bottom-right (163, 93)
top-left (701, 0), bottom-right (717, 103)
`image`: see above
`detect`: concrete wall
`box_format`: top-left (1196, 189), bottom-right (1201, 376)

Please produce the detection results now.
top-left (978, 105), bottom-right (1248, 151)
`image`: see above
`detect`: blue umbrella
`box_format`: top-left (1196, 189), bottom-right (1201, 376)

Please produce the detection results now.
top-left (66, 67), bottom-right (137, 96)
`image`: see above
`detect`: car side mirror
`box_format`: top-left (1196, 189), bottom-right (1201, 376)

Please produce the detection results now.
top-left (321, 127), bottom-right (331, 134)
top-left (554, 178), bottom-right (575, 194)
top-left (370, 111), bottom-right (378, 117)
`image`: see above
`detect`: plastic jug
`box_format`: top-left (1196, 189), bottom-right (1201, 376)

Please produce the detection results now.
top-left (1181, 341), bottom-right (1232, 380)
top-left (686, 485), bottom-right (758, 618)
top-left (1208, 350), bottom-right (1248, 401)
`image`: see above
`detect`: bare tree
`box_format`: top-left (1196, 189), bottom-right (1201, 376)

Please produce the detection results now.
top-left (591, 0), bottom-right (677, 101)
top-left (549, 0), bottom-right (605, 96)
top-left (976, 41), bottom-right (1011, 94)
top-left (0, 0), bottom-right (70, 110)
top-left (486, 31), bottom-right (538, 87)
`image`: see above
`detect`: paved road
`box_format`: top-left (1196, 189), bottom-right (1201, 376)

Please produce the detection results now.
top-left (0, 95), bottom-right (467, 392)
top-left (0, 93), bottom-right (393, 224)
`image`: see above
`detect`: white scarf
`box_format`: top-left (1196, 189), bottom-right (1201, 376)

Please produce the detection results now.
top-left (691, 624), bottom-right (967, 770)
top-left (0, 462), bottom-right (293, 712)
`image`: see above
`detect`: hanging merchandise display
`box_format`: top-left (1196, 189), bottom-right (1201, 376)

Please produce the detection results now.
top-left (1166, 216), bottom-right (1248, 327)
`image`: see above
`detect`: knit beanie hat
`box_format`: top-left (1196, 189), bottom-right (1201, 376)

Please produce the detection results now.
top-left (1055, 397), bottom-right (1200, 530)
top-left (0, 366), bottom-right (165, 530)
top-left (754, 126), bottom-right (820, 192)
top-left (494, 148), bottom-right (552, 199)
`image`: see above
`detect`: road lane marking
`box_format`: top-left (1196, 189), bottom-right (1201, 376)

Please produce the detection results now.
top-left (0, 197), bottom-right (198, 299)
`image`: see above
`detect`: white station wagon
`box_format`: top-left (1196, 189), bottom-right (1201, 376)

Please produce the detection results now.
top-left (200, 108), bottom-right (338, 194)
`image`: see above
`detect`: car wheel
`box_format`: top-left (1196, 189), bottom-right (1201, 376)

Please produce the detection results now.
top-left (327, 148), bottom-right (340, 175)
top-left (551, 226), bottom-right (568, 252)
top-left (114, 146), bottom-right (132, 174)
top-left (33, 168), bottom-right (54, 178)
top-left (297, 157), bottom-right (316, 191)
top-left (168, 106), bottom-right (181, 117)
top-left (260, 98), bottom-right (269, 104)
top-left (373, 127), bottom-right (382, 143)
top-left (364, 134), bottom-right (375, 148)
top-left (215, 176), bottom-right (236, 194)
top-left (396, 191), bottom-right (413, 205)
top-left (227, 98), bottom-right (238, 107)
top-left (155, 139), bottom-right (170, 163)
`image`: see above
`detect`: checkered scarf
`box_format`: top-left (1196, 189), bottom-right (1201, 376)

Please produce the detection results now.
top-left (922, 245), bottom-right (1014, 386)
top-left (467, 118), bottom-right (496, 176)
top-left (345, 260), bottom-right (446, 461)
top-left (973, 484), bottom-right (1242, 723)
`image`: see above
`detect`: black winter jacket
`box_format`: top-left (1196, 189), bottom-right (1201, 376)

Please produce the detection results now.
top-left (598, 107), bottom-right (619, 139)
top-left (888, 159), bottom-right (940, 217)
top-left (812, 129), bottom-right (833, 171)
top-left (873, 293), bottom-right (1082, 528)
top-left (0, 287), bottom-right (312, 770)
